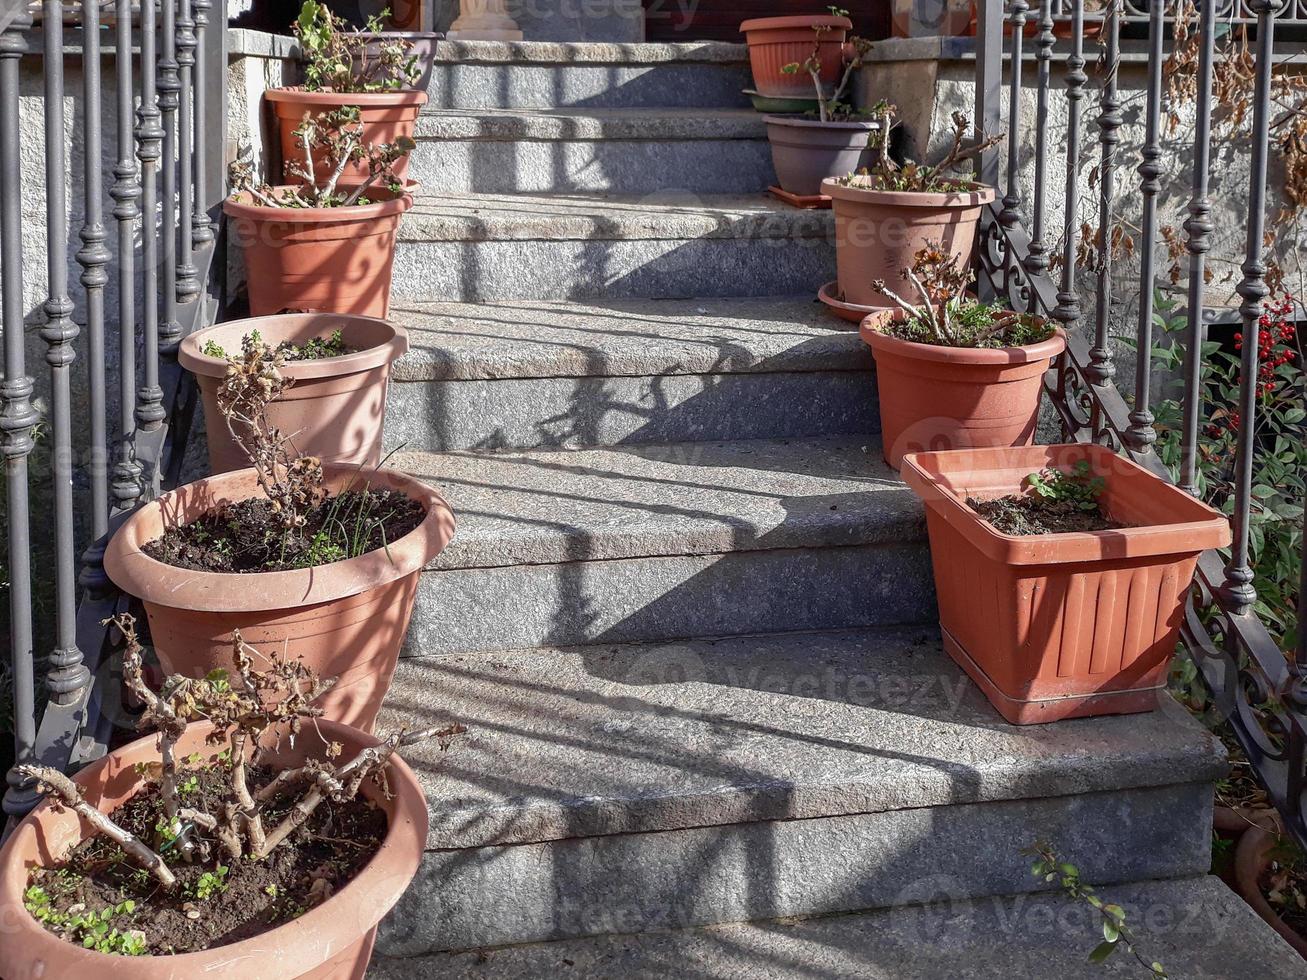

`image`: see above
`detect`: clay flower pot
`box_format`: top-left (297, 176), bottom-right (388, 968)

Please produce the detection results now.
top-left (266, 87), bottom-right (427, 185)
top-left (823, 177), bottom-right (996, 310)
top-left (103, 464), bottom-right (456, 732)
top-left (224, 186), bottom-right (412, 318)
top-left (900, 443), bottom-right (1232, 725)
top-left (764, 116), bottom-right (877, 198)
top-left (1235, 826), bottom-right (1307, 959)
top-left (740, 14), bottom-right (851, 100)
top-left (179, 313), bottom-right (409, 473)
top-left (860, 308), bottom-right (1066, 468)
top-left (0, 718), bottom-right (427, 980)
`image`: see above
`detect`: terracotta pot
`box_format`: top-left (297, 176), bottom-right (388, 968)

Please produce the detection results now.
top-left (860, 308), bottom-right (1066, 468)
top-left (179, 314), bottom-right (409, 473)
top-left (824, 177), bottom-right (996, 309)
top-left (740, 14), bottom-right (851, 100)
top-left (1235, 826), bottom-right (1307, 959)
top-left (266, 87), bottom-right (426, 185)
top-left (224, 187), bottom-right (412, 318)
top-left (900, 443), bottom-right (1232, 724)
top-left (0, 717), bottom-right (427, 979)
top-left (352, 32), bottom-right (442, 91)
top-left (103, 465), bottom-right (456, 732)
top-left (764, 116), bottom-right (877, 198)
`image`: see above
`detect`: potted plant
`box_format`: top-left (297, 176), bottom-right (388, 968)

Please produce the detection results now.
top-left (269, 1), bottom-right (427, 185)
top-left (900, 443), bottom-right (1231, 724)
top-left (860, 246), bottom-right (1066, 468)
top-left (763, 30), bottom-right (880, 199)
top-left (820, 108), bottom-right (1000, 317)
top-left (179, 314), bottom-right (409, 473)
top-left (104, 338), bottom-right (455, 732)
top-left (0, 615), bottom-right (459, 978)
top-left (741, 8), bottom-right (852, 100)
top-left (223, 108), bottom-right (414, 317)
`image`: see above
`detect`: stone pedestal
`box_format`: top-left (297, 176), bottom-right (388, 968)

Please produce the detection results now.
top-left (446, 0), bottom-right (523, 41)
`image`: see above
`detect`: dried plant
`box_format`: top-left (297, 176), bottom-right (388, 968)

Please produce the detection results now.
top-left (19, 613), bottom-right (464, 886)
top-left (778, 8), bottom-right (875, 123)
top-left (228, 106), bottom-right (414, 209)
top-left (872, 245), bottom-right (1047, 349)
top-left (834, 108), bottom-right (1004, 194)
top-left (294, 1), bottom-right (419, 93)
top-left (215, 334), bottom-right (326, 540)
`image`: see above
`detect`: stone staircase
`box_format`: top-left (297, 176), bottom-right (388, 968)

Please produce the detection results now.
top-left (364, 39), bottom-right (1297, 976)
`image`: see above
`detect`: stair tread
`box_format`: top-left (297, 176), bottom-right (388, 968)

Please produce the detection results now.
top-left (398, 436), bottom-right (916, 571)
top-left (366, 876), bottom-right (1303, 979)
top-left (389, 296), bottom-right (865, 382)
top-left (432, 39), bottom-right (748, 65)
top-left (398, 190), bottom-right (832, 243)
top-left (378, 625), bottom-right (1223, 851)
top-left (415, 106), bottom-right (767, 140)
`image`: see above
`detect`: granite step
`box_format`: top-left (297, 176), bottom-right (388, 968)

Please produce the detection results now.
top-left (394, 436), bottom-right (930, 655)
top-left (384, 295), bottom-right (874, 452)
top-left (368, 625), bottom-right (1224, 955)
top-left (426, 39), bottom-right (752, 110)
top-left (392, 191), bottom-right (835, 303)
top-left (408, 108), bottom-right (775, 195)
top-left (368, 876), bottom-right (1304, 978)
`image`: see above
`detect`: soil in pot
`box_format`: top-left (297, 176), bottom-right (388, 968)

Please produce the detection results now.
top-left (201, 328), bottom-right (357, 362)
top-left (24, 759), bottom-right (386, 955)
top-left (142, 487), bottom-right (425, 573)
top-left (969, 494), bottom-right (1127, 535)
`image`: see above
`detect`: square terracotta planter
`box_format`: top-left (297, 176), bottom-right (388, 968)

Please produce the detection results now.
top-left (901, 443), bottom-right (1231, 724)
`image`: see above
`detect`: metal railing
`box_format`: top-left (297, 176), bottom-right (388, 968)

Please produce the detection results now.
top-left (976, 0), bottom-right (1307, 842)
top-left (1, 1), bottom-right (226, 824)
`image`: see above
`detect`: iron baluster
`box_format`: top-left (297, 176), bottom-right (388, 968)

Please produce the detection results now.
top-left (137, 0), bottom-right (166, 447)
top-left (1089, 0), bottom-right (1122, 405)
top-left (1000, 0), bottom-right (1030, 230)
top-left (177, 0), bottom-right (199, 305)
top-left (1025, 0), bottom-right (1056, 277)
top-left (1053, 1), bottom-right (1086, 341)
top-left (158, 0), bottom-right (182, 356)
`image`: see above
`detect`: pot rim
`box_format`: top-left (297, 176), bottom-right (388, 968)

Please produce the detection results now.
top-left (860, 308), bottom-right (1068, 365)
top-left (741, 14), bottom-right (852, 32)
top-left (0, 718), bottom-right (427, 976)
top-left (265, 85), bottom-right (429, 107)
top-left (222, 186), bottom-right (413, 223)
top-left (900, 443), bottom-right (1232, 563)
top-left (179, 313), bottom-right (409, 382)
top-left (763, 114), bottom-right (880, 132)
top-left (1234, 826), bottom-right (1307, 959)
top-left (823, 176), bottom-right (997, 208)
top-left (103, 463), bottom-right (456, 613)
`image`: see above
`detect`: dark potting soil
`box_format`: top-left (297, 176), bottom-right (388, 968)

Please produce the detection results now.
top-left (25, 762), bottom-right (387, 956)
top-left (969, 494), bottom-right (1128, 536)
top-left (142, 488), bottom-right (426, 573)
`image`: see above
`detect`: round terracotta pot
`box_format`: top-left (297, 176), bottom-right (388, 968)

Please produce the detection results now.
top-left (1235, 826), bottom-right (1307, 959)
top-left (179, 313), bottom-right (409, 473)
top-left (266, 87), bottom-right (427, 185)
top-left (823, 177), bottom-right (996, 309)
top-left (860, 308), bottom-right (1066, 468)
top-left (224, 187), bottom-right (412, 318)
top-left (0, 718), bottom-right (427, 979)
top-left (764, 116), bottom-right (876, 198)
top-left (740, 14), bottom-right (851, 100)
top-left (103, 464), bottom-right (456, 732)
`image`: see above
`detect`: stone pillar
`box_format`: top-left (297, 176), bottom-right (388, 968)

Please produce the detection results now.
top-left (446, 0), bottom-right (523, 40)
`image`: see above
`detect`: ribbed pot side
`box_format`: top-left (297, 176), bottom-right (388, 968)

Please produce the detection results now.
top-left (900, 443), bottom-right (1231, 725)
top-left (861, 310), bottom-right (1067, 469)
top-left (741, 15), bottom-right (851, 99)
top-left (103, 465), bottom-right (456, 733)
top-left (267, 88), bottom-right (427, 185)
top-left (179, 313), bottom-right (409, 473)
top-left (0, 718), bottom-right (428, 980)
top-left (764, 117), bottom-right (876, 197)
top-left (824, 178), bottom-right (996, 309)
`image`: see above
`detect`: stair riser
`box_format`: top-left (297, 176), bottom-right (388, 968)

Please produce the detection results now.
top-left (504, 0), bottom-right (645, 42)
top-left (375, 781), bottom-right (1214, 954)
top-left (427, 63), bottom-right (753, 110)
top-left (392, 237), bottom-right (836, 302)
top-left (403, 542), bottom-right (933, 655)
top-left (409, 137), bottom-right (776, 195)
top-left (385, 370), bottom-right (878, 452)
